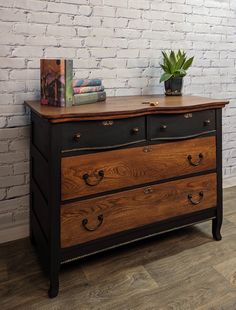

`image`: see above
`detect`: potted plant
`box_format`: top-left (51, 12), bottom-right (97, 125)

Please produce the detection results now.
top-left (160, 50), bottom-right (194, 96)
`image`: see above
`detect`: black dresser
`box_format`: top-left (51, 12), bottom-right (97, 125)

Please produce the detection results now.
top-left (25, 95), bottom-right (228, 298)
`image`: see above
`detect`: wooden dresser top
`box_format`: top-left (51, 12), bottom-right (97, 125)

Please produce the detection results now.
top-left (25, 95), bottom-right (228, 123)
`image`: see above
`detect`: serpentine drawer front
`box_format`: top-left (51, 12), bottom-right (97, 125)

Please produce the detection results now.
top-left (61, 173), bottom-right (217, 248)
top-left (26, 96), bottom-right (228, 297)
top-left (61, 116), bottom-right (145, 151)
top-left (61, 136), bottom-right (216, 201)
top-left (148, 110), bottom-right (215, 141)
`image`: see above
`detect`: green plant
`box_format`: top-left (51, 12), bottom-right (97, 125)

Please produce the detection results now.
top-left (159, 50), bottom-right (194, 83)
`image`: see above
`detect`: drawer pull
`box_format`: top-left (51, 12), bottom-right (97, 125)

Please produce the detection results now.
top-left (160, 124), bottom-right (167, 131)
top-left (187, 153), bottom-right (204, 166)
top-left (82, 214), bottom-right (103, 232)
top-left (83, 170), bottom-right (104, 186)
top-left (188, 191), bottom-right (204, 205)
top-left (132, 127), bottom-right (139, 135)
top-left (204, 119), bottom-right (211, 126)
top-left (74, 133), bottom-right (81, 142)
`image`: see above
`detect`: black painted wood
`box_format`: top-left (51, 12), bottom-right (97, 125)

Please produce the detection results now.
top-left (147, 109), bottom-right (215, 141)
top-left (212, 109), bottom-right (223, 241)
top-left (61, 116), bottom-right (146, 151)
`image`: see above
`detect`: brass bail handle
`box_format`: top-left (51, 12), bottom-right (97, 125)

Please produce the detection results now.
top-left (83, 170), bottom-right (104, 186)
top-left (187, 153), bottom-right (204, 166)
top-left (188, 191), bottom-right (204, 205)
top-left (82, 215), bottom-right (104, 232)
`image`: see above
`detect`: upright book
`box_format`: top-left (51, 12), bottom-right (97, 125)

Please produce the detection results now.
top-left (40, 59), bottom-right (73, 107)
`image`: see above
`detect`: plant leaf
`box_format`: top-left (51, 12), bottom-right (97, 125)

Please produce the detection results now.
top-left (160, 64), bottom-right (170, 73)
top-left (174, 54), bottom-right (186, 71)
top-left (162, 51), bottom-right (174, 73)
top-left (182, 56), bottom-right (194, 70)
top-left (174, 69), bottom-right (186, 77)
top-left (160, 73), bottom-right (173, 83)
top-left (170, 50), bottom-right (176, 66)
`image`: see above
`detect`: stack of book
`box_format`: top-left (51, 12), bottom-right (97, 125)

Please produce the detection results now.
top-left (40, 59), bottom-right (106, 107)
top-left (73, 79), bottom-right (106, 105)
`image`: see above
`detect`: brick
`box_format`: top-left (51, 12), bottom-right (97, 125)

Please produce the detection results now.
top-left (13, 162), bottom-right (29, 175)
top-left (128, 0), bottom-right (150, 10)
top-left (13, 23), bottom-right (46, 35)
top-left (0, 58), bottom-right (25, 69)
top-left (47, 25), bottom-right (76, 37)
top-left (47, 2), bottom-right (78, 14)
top-left (28, 12), bottom-right (59, 24)
top-left (104, 0), bottom-right (128, 8)
top-left (7, 184), bottom-right (29, 199)
top-left (79, 5), bottom-right (93, 16)
top-left (14, 0), bottom-right (47, 11)
top-left (94, 6), bottom-right (116, 17)
top-left (0, 175), bottom-right (24, 188)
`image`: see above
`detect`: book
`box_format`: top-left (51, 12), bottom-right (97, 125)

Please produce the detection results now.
top-left (73, 79), bottom-right (102, 87)
top-left (73, 85), bottom-right (104, 94)
top-left (40, 59), bottom-right (73, 107)
top-left (73, 91), bottom-right (106, 105)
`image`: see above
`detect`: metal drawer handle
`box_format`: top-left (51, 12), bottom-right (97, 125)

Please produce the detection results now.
top-left (160, 124), bottom-right (167, 131)
top-left (82, 214), bottom-right (103, 231)
top-left (204, 119), bottom-right (211, 126)
top-left (132, 127), bottom-right (139, 135)
top-left (82, 170), bottom-right (104, 186)
top-left (74, 133), bottom-right (81, 142)
top-left (187, 153), bottom-right (204, 166)
top-left (188, 191), bottom-right (204, 205)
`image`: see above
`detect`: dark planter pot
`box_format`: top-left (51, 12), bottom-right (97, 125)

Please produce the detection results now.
top-left (164, 77), bottom-right (183, 96)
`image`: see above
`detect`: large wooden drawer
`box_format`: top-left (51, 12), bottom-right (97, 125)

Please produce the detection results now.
top-left (61, 173), bottom-right (217, 248)
top-left (147, 110), bottom-right (215, 141)
top-left (61, 136), bottom-right (216, 201)
top-left (60, 116), bottom-right (145, 151)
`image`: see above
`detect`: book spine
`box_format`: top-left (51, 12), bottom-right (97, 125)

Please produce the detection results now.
top-left (73, 79), bottom-right (102, 87)
top-left (73, 85), bottom-right (104, 94)
top-left (73, 91), bottom-right (106, 105)
top-left (65, 60), bottom-right (73, 107)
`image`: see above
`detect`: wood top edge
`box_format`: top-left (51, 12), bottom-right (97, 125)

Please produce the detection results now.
top-left (25, 95), bottom-right (229, 121)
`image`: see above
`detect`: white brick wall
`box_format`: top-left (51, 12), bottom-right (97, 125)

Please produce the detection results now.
top-left (0, 0), bottom-right (236, 242)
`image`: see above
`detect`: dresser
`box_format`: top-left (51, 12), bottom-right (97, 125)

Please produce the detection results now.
top-left (25, 95), bottom-right (228, 298)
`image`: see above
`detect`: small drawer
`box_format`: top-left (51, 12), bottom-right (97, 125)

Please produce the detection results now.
top-left (61, 117), bottom-right (145, 151)
top-left (147, 110), bottom-right (215, 141)
top-left (61, 136), bottom-right (216, 201)
top-left (61, 173), bottom-right (217, 248)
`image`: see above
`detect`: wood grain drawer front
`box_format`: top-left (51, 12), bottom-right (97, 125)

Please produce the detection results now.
top-left (61, 117), bottom-right (145, 151)
top-left (148, 110), bottom-right (215, 141)
top-left (61, 173), bottom-right (217, 248)
top-left (61, 136), bottom-right (216, 201)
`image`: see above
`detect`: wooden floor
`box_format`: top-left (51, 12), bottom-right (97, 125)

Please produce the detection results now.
top-left (1, 187), bottom-right (236, 310)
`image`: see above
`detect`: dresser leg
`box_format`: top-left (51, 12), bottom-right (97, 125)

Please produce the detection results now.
top-left (212, 218), bottom-right (222, 241)
top-left (48, 277), bottom-right (59, 298)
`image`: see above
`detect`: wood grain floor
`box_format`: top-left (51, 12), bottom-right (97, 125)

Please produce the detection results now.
top-left (1, 187), bottom-right (236, 310)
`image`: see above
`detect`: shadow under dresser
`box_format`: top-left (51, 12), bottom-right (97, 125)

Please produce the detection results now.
top-left (25, 95), bottom-right (228, 298)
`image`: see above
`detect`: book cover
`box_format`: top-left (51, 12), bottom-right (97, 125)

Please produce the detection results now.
top-left (40, 59), bottom-right (73, 107)
top-left (73, 91), bottom-right (106, 105)
top-left (73, 79), bottom-right (102, 88)
top-left (73, 85), bottom-right (104, 94)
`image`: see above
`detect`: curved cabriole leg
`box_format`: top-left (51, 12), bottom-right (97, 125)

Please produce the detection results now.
top-left (212, 218), bottom-right (222, 241)
top-left (48, 279), bottom-right (59, 298)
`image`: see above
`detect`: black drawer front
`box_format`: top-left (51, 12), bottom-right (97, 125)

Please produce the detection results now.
top-left (147, 110), bottom-right (215, 141)
top-left (61, 117), bottom-right (145, 151)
